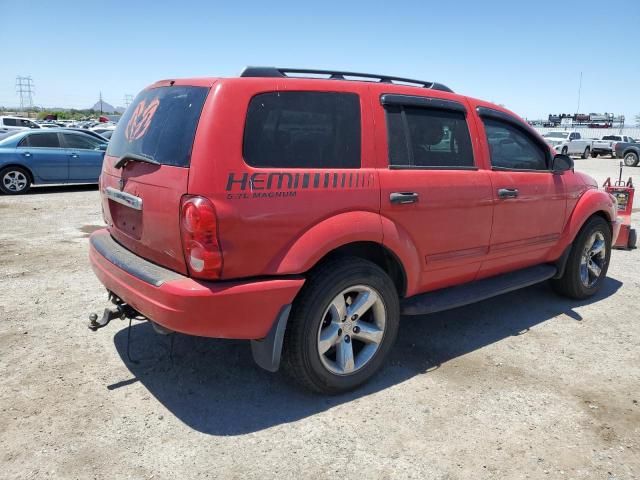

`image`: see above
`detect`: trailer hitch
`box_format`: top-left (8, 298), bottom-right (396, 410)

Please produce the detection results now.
top-left (88, 293), bottom-right (139, 331)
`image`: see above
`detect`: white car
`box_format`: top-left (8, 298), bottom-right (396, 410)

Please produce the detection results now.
top-left (0, 116), bottom-right (40, 132)
top-left (542, 131), bottom-right (593, 158)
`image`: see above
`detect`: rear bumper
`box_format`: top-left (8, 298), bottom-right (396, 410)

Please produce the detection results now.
top-left (89, 229), bottom-right (305, 339)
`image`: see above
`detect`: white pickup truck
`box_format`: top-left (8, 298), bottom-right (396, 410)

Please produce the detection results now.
top-left (591, 134), bottom-right (636, 158)
top-left (542, 131), bottom-right (593, 158)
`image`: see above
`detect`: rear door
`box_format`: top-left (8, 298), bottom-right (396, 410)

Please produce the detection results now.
top-left (101, 82), bottom-right (211, 274)
top-left (375, 92), bottom-right (494, 292)
top-left (17, 132), bottom-right (68, 181)
top-left (61, 132), bottom-right (105, 181)
top-left (475, 107), bottom-right (567, 277)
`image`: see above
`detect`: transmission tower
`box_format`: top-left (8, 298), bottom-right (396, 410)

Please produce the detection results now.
top-left (123, 94), bottom-right (134, 108)
top-left (16, 76), bottom-right (35, 111)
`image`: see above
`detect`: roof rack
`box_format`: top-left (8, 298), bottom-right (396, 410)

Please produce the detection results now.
top-left (240, 66), bottom-right (453, 93)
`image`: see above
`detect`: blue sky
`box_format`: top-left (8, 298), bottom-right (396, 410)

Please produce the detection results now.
top-left (2, 0), bottom-right (638, 122)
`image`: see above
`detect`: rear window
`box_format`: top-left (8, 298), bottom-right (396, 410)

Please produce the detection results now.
top-left (20, 132), bottom-right (61, 148)
top-left (243, 92), bottom-right (361, 168)
top-left (107, 86), bottom-right (209, 167)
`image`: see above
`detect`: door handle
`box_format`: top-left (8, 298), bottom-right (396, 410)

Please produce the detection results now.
top-left (22, 152), bottom-right (31, 157)
top-left (70, 153), bottom-right (79, 158)
top-left (498, 188), bottom-right (519, 199)
top-left (390, 192), bottom-right (419, 204)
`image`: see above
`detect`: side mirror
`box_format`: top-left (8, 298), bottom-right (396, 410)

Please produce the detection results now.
top-left (97, 143), bottom-right (108, 151)
top-left (552, 154), bottom-right (573, 174)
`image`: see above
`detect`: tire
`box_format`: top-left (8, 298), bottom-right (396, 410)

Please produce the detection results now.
top-left (581, 147), bottom-right (590, 159)
top-left (591, 152), bottom-right (599, 158)
top-left (0, 166), bottom-right (31, 195)
top-left (551, 216), bottom-right (611, 299)
top-left (623, 152), bottom-right (639, 167)
top-left (629, 229), bottom-right (637, 250)
top-left (561, 147), bottom-right (568, 155)
top-left (282, 257), bottom-right (400, 394)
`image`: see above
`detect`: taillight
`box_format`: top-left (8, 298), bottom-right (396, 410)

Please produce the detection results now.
top-left (180, 196), bottom-right (222, 279)
top-left (611, 142), bottom-right (617, 151)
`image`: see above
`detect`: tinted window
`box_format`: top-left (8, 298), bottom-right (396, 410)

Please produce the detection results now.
top-left (483, 119), bottom-right (547, 170)
top-left (21, 133), bottom-right (61, 148)
top-left (107, 86), bottom-right (209, 167)
top-left (244, 92), bottom-right (361, 168)
top-left (18, 119), bottom-right (35, 128)
top-left (386, 106), bottom-right (474, 168)
top-left (3, 118), bottom-right (18, 126)
top-left (63, 133), bottom-right (101, 149)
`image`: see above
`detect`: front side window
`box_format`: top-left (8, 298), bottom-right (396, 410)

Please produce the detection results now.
top-left (386, 106), bottom-right (474, 168)
top-left (243, 91), bottom-right (361, 168)
top-left (483, 119), bottom-right (548, 171)
top-left (20, 133), bottom-right (61, 148)
top-left (63, 133), bottom-right (101, 150)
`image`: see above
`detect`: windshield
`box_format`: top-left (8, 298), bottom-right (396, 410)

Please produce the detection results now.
top-left (107, 85), bottom-right (209, 167)
top-left (543, 132), bottom-right (568, 139)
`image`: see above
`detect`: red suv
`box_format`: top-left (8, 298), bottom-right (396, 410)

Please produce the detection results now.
top-left (90, 67), bottom-right (620, 393)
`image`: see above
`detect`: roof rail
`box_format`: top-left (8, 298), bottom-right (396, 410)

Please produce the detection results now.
top-left (240, 66), bottom-right (453, 93)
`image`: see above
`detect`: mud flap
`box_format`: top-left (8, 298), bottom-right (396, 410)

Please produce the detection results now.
top-left (250, 305), bottom-right (291, 372)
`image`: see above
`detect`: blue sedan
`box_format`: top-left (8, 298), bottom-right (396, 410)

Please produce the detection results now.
top-left (0, 129), bottom-right (108, 194)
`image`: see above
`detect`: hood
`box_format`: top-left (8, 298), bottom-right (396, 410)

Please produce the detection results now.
top-left (574, 171), bottom-right (598, 189)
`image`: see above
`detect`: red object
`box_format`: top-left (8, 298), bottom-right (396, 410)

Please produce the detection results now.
top-left (92, 74), bottom-right (620, 339)
top-left (99, 116), bottom-right (110, 123)
top-left (603, 168), bottom-right (635, 249)
top-left (180, 196), bottom-right (222, 279)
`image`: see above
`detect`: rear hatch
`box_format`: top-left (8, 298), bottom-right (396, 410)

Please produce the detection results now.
top-left (100, 83), bottom-right (210, 274)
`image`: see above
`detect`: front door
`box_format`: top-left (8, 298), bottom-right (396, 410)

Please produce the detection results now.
top-left (61, 132), bottom-right (105, 181)
top-left (375, 94), bottom-right (494, 292)
top-left (476, 112), bottom-right (567, 277)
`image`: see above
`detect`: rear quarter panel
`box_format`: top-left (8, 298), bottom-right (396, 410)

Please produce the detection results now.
top-left (187, 78), bottom-right (382, 279)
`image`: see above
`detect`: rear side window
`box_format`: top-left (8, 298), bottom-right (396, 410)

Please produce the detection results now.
top-left (243, 92), bottom-right (361, 168)
top-left (385, 106), bottom-right (474, 168)
top-left (483, 119), bottom-right (547, 171)
top-left (107, 86), bottom-right (209, 167)
top-left (3, 118), bottom-right (18, 126)
top-left (20, 133), bottom-right (61, 148)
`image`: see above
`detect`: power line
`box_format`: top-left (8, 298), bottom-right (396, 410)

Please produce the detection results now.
top-left (15, 76), bottom-right (35, 111)
top-left (123, 94), bottom-right (134, 108)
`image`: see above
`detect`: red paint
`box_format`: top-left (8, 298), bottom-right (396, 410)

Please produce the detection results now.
top-left (92, 74), bottom-right (618, 340)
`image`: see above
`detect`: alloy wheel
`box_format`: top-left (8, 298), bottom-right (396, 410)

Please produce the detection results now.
top-left (2, 170), bottom-right (28, 192)
top-left (580, 231), bottom-right (606, 288)
top-left (316, 285), bottom-right (386, 375)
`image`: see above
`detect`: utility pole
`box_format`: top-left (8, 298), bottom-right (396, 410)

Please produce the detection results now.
top-left (123, 94), bottom-right (134, 108)
top-left (99, 91), bottom-right (103, 114)
top-left (575, 71), bottom-right (582, 115)
top-left (15, 76), bottom-right (35, 113)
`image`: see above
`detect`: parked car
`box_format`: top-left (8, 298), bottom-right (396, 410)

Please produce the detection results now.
top-left (614, 141), bottom-right (640, 166)
top-left (542, 131), bottom-right (593, 158)
top-left (0, 129), bottom-right (107, 194)
top-left (63, 128), bottom-right (109, 142)
top-left (99, 130), bottom-right (114, 140)
top-left (0, 116), bottom-right (41, 132)
top-left (88, 67), bottom-right (619, 394)
top-left (591, 135), bottom-right (635, 158)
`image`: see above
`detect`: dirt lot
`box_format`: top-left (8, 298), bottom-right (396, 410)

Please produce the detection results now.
top-left (0, 157), bottom-right (638, 479)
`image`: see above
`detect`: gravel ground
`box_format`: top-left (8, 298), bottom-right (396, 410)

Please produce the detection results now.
top-left (0, 157), bottom-right (638, 479)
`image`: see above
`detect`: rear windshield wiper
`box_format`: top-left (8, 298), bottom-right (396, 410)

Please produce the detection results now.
top-left (114, 152), bottom-right (160, 169)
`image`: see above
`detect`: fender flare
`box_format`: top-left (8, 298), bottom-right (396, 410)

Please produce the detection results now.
top-left (547, 188), bottom-right (616, 260)
top-left (270, 210), bottom-right (421, 295)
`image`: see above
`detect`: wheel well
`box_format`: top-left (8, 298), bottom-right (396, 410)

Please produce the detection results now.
top-left (590, 211), bottom-right (613, 232)
top-left (0, 164), bottom-right (34, 183)
top-left (312, 242), bottom-right (407, 297)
